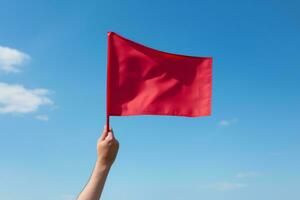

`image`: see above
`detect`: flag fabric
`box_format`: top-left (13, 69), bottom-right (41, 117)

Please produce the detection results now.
top-left (106, 32), bottom-right (212, 117)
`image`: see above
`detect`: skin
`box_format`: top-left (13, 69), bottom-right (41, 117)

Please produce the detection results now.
top-left (77, 126), bottom-right (119, 200)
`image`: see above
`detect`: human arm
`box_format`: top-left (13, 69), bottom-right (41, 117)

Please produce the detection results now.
top-left (77, 126), bottom-right (119, 200)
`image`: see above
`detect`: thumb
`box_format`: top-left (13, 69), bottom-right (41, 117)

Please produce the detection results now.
top-left (105, 131), bottom-right (113, 141)
top-left (100, 125), bottom-right (109, 141)
top-left (105, 129), bottom-right (115, 141)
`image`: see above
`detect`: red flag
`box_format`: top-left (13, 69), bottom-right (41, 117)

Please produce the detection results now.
top-left (106, 32), bottom-right (212, 119)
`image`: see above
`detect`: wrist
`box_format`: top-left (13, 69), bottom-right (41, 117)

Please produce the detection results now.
top-left (95, 160), bottom-right (112, 172)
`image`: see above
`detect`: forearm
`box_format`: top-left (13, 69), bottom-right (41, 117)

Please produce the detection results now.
top-left (77, 161), bottom-right (111, 200)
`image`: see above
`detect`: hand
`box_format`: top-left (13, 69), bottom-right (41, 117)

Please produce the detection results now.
top-left (97, 126), bottom-right (119, 169)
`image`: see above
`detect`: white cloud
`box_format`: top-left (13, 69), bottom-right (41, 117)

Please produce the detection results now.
top-left (35, 114), bottom-right (49, 121)
top-left (0, 82), bottom-right (52, 114)
top-left (218, 118), bottom-right (238, 127)
top-left (0, 45), bottom-right (30, 73)
top-left (236, 171), bottom-right (259, 178)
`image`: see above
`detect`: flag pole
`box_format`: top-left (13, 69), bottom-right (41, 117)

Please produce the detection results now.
top-left (106, 32), bottom-right (111, 133)
top-left (106, 64), bottom-right (110, 133)
top-left (106, 59), bottom-right (110, 133)
top-left (106, 113), bottom-right (110, 133)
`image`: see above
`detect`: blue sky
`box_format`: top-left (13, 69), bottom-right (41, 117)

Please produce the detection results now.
top-left (0, 0), bottom-right (300, 200)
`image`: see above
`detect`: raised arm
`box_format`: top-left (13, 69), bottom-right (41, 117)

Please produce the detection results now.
top-left (77, 126), bottom-right (119, 200)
